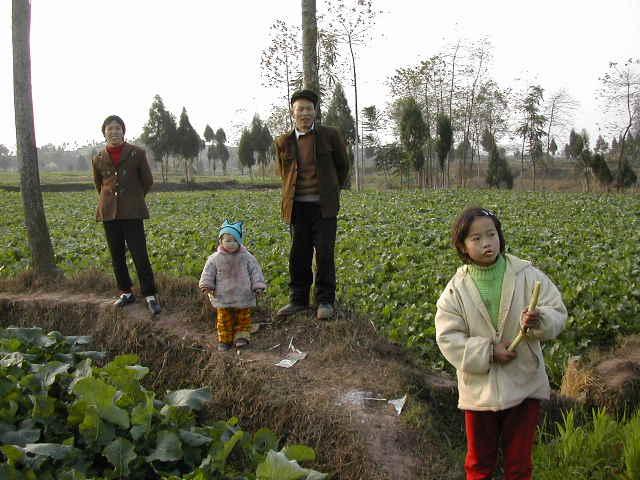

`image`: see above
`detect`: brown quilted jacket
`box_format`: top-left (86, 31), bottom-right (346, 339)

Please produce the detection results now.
top-left (92, 143), bottom-right (154, 221)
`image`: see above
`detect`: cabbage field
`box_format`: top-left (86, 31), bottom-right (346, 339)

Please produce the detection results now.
top-left (1, 189), bottom-right (639, 384)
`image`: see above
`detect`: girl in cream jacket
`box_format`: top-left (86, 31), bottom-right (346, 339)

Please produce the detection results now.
top-left (435, 207), bottom-right (567, 480)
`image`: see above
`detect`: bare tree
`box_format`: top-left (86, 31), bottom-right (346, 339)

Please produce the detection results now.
top-left (325, 0), bottom-right (379, 191)
top-left (261, 19), bottom-right (301, 131)
top-left (12, 0), bottom-right (58, 277)
top-left (458, 38), bottom-right (491, 186)
top-left (544, 88), bottom-right (578, 154)
top-left (599, 58), bottom-right (640, 190)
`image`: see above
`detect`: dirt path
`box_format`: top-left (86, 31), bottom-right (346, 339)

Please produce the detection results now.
top-left (0, 290), bottom-right (461, 479)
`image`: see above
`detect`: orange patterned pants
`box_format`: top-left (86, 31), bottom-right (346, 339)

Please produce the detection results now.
top-left (216, 307), bottom-right (252, 344)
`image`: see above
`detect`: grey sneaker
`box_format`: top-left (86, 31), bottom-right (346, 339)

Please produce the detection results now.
top-left (276, 303), bottom-right (308, 317)
top-left (317, 303), bottom-right (335, 320)
top-left (145, 296), bottom-right (161, 315)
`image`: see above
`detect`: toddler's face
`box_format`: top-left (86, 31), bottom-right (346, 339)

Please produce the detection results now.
top-left (463, 216), bottom-right (500, 266)
top-left (220, 233), bottom-right (240, 252)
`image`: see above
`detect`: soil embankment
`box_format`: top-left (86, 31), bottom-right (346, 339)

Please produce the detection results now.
top-left (0, 285), bottom-right (462, 479)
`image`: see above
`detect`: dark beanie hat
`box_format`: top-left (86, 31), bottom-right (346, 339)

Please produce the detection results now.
top-left (290, 89), bottom-right (318, 107)
top-left (101, 115), bottom-right (126, 135)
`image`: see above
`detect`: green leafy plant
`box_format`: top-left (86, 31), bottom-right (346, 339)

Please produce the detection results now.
top-left (534, 408), bottom-right (640, 479)
top-left (0, 327), bottom-right (326, 479)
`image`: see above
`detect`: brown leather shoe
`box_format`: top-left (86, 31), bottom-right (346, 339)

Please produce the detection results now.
top-left (316, 303), bottom-right (335, 320)
top-left (276, 303), bottom-right (308, 317)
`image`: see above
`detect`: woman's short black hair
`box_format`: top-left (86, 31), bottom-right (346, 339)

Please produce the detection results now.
top-left (452, 206), bottom-right (506, 263)
top-left (101, 115), bottom-right (126, 135)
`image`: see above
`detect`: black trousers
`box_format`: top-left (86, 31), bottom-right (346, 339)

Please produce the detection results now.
top-left (103, 219), bottom-right (156, 296)
top-left (289, 202), bottom-right (337, 305)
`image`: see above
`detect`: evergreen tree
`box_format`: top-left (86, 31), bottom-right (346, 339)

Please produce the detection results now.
top-left (176, 107), bottom-right (201, 183)
top-left (324, 83), bottom-right (356, 144)
top-left (615, 159), bottom-right (637, 188)
top-left (516, 85), bottom-right (546, 189)
top-left (141, 95), bottom-right (177, 182)
top-left (483, 128), bottom-right (513, 189)
top-left (238, 128), bottom-right (255, 176)
top-left (203, 124), bottom-right (215, 174)
top-left (595, 134), bottom-right (608, 154)
top-left (325, 83), bottom-right (356, 183)
top-left (399, 97), bottom-right (428, 186)
top-left (249, 115), bottom-right (273, 178)
top-left (590, 152), bottom-right (613, 190)
top-left (436, 114), bottom-right (453, 187)
top-left (215, 128), bottom-right (229, 176)
top-left (375, 142), bottom-right (402, 179)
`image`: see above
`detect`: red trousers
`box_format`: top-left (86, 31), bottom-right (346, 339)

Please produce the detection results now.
top-left (464, 398), bottom-right (540, 480)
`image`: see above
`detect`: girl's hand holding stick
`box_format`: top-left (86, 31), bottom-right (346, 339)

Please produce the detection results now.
top-left (507, 281), bottom-right (541, 352)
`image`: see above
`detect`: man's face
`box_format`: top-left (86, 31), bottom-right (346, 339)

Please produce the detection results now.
top-left (104, 121), bottom-right (124, 147)
top-left (291, 98), bottom-right (316, 132)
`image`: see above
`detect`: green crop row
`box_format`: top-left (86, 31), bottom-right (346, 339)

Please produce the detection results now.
top-left (1, 189), bottom-right (639, 385)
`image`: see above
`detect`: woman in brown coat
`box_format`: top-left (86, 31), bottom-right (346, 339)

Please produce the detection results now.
top-left (92, 115), bottom-right (161, 315)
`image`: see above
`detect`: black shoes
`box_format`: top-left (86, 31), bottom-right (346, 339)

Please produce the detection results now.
top-left (145, 296), bottom-right (161, 315)
top-left (114, 292), bottom-right (161, 316)
top-left (114, 292), bottom-right (135, 307)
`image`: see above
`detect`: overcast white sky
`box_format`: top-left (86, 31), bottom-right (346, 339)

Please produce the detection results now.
top-left (1, 0), bottom-right (639, 151)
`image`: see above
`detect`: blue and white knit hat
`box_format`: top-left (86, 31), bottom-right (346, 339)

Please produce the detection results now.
top-left (218, 220), bottom-right (243, 244)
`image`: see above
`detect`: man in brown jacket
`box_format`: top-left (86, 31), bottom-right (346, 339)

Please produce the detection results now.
top-left (275, 90), bottom-right (349, 320)
top-left (92, 115), bottom-right (161, 315)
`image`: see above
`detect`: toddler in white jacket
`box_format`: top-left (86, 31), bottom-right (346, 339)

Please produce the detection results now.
top-left (435, 206), bottom-right (567, 480)
top-left (199, 220), bottom-right (266, 351)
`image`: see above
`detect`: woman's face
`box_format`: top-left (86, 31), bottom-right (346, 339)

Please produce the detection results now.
top-left (463, 216), bottom-right (500, 266)
top-left (104, 121), bottom-right (124, 147)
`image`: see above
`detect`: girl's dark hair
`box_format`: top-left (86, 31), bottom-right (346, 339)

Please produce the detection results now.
top-left (101, 115), bottom-right (126, 135)
top-left (452, 206), bottom-right (506, 263)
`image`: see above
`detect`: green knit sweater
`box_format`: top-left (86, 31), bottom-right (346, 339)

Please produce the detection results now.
top-left (468, 255), bottom-right (507, 328)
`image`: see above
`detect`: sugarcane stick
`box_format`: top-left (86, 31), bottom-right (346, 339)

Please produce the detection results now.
top-left (507, 281), bottom-right (541, 352)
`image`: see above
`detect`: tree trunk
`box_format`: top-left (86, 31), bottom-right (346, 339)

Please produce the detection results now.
top-left (615, 82), bottom-right (633, 192)
top-left (12, 0), bottom-right (58, 277)
top-left (546, 101), bottom-right (556, 154)
top-left (301, 0), bottom-right (319, 93)
top-left (348, 35), bottom-right (361, 191)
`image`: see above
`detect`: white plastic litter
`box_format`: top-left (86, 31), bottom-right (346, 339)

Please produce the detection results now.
top-left (388, 394), bottom-right (407, 415)
top-left (275, 337), bottom-right (307, 368)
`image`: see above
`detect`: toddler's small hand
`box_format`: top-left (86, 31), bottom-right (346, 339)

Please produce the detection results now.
top-left (493, 340), bottom-right (517, 364)
top-left (520, 308), bottom-right (540, 329)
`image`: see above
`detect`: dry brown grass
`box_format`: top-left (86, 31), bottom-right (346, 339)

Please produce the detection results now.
top-left (560, 336), bottom-right (640, 414)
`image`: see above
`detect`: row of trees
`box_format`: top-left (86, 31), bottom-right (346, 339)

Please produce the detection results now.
top-left (565, 129), bottom-right (638, 192)
top-left (263, 0), bottom-right (640, 192)
top-left (237, 115), bottom-right (274, 178)
top-left (379, 47), bottom-right (638, 191)
top-left (140, 95), bottom-right (230, 183)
